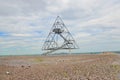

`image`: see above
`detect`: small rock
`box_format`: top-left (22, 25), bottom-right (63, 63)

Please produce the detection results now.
top-left (21, 65), bottom-right (24, 68)
top-left (6, 71), bottom-right (10, 75)
top-left (28, 66), bottom-right (31, 68)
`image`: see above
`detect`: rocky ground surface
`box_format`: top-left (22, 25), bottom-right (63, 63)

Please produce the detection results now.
top-left (0, 53), bottom-right (120, 80)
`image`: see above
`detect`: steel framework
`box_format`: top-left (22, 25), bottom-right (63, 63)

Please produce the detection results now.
top-left (42, 16), bottom-right (78, 55)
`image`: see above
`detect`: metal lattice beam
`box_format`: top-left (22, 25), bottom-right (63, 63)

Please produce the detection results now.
top-left (42, 16), bottom-right (78, 55)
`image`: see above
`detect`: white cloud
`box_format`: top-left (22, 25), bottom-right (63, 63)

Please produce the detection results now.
top-left (0, 0), bottom-right (120, 55)
top-left (46, 0), bottom-right (69, 13)
top-left (10, 33), bottom-right (32, 37)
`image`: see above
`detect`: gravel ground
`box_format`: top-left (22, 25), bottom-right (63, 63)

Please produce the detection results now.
top-left (0, 53), bottom-right (120, 80)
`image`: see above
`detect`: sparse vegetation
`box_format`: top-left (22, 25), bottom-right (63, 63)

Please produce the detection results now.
top-left (33, 58), bottom-right (43, 62)
top-left (0, 53), bottom-right (120, 80)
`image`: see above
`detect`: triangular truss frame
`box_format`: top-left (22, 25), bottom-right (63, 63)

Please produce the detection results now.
top-left (42, 16), bottom-right (78, 55)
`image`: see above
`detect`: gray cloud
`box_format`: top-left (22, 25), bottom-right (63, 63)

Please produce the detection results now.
top-left (0, 0), bottom-right (48, 17)
top-left (0, 0), bottom-right (120, 55)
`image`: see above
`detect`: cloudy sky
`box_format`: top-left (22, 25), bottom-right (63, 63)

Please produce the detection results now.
top-left (0, 0), bottom-right (120, 55)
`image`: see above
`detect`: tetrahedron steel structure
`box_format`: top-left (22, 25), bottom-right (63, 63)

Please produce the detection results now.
top-left (42, 16), bottom-right (78, 55)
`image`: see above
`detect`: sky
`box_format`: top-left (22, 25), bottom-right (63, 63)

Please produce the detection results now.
top-left (0, 0), bottom-right (120, 55)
